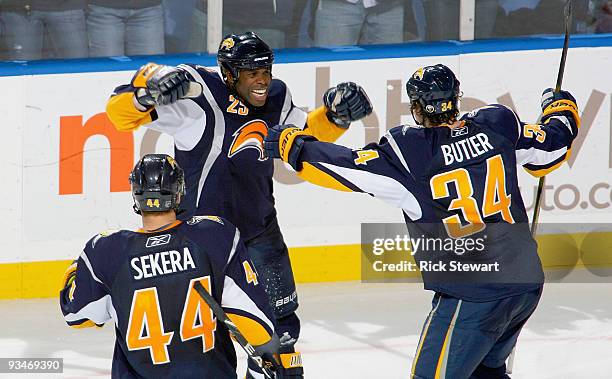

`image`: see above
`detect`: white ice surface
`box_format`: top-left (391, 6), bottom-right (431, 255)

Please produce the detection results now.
top-left (1, 279), bottom-right (611, 378)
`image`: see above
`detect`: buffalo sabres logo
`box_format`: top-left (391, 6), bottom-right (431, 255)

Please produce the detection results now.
top-left (220, 37), bottom-right (235, 51)
top-left (228, 120), bottom-right (269, 161)
top-left (413, 67), bottom-right (424, 80)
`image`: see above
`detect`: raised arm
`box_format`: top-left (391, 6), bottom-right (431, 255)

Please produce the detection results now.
top-left (516, 89), bottom-right (580, 177)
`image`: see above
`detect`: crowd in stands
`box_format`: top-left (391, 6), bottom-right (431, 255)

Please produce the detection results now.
top-left (0, 0), bottom-right (610, 61)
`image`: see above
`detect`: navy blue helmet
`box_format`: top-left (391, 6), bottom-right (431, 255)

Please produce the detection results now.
top-left (129, 154), bottom-right (185, 214)
top-left (217, 31), bottom-right (274, 84)
top-left (406, 64), bottom-right (461, 116)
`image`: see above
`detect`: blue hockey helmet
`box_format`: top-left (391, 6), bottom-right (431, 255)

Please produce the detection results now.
top-left (217, 31), bottom-right (274, 85)
top-left (406, 64), bottom-right (461, 117)
top-left (129, 154), bottom-right (185, 214)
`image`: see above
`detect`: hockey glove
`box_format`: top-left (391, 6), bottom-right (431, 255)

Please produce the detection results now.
top-left (323, 82), bottom-right (373, 128)
top-left (133, 64), bottom-right (202, 107)
top-left (277, 333), bottom-right (303, 378)
top-left (540, 88), bottom-right (577, 111)
top-left (264, 124), bottom-right (316, 171)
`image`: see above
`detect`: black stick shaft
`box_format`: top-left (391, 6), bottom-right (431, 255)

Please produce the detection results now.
top-left (193, 281), bottom-right (275, 379)
top-left (530, 0), bottom-right (572, 237)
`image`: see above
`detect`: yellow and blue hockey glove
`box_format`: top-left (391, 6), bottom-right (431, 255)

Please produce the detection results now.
top-left (540, 87), bottom-right (577, 111)
top-left (264, 124), bottom-right (316, 171)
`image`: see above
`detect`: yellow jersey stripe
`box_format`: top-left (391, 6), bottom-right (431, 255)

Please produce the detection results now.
top-left (304, 106), bottom-right (347, 142)
top-left (524, 148), bottom-right (571, 178)
top-left (434, 300), bottom-right (463, 379)
top-left (69, 319), bottom-right (102, 329)
top-left (226, 313), bottom-right (272, 347)
top-left (106, 92), bottom-right (153, 132)
top-left (411, 295), bottom-right (442, 376)
top-left (298, 162), bottom-right (353, 192)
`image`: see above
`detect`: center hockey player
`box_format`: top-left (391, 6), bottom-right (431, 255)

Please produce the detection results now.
top-left (60, 154), bottom-right (279, 378)
top-left (264, 64), bottom-right (580, 378)
top-left (105, 31), bottom-right (372, 378)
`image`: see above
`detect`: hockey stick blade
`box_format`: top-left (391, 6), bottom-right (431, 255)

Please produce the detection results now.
top-left (193, 281), bottom-right (276, 379)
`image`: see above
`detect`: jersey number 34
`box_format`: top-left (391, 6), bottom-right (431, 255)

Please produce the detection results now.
top-left (430, 154), bottom-right (515, 238)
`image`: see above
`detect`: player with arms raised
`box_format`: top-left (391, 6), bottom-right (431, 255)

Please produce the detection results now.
top-left (264, 64), bottom-right (580, 378)
top-left (105, 31), bottom-right (372, 378)
top-left (60, 154), bottom-right (279, 378)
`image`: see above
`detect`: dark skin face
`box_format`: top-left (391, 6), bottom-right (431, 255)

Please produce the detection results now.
top-left (230, 67), bottom-right (272, 107)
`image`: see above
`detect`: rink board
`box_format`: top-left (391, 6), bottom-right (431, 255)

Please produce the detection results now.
top-left (0, 36), bottom-right (611, 298)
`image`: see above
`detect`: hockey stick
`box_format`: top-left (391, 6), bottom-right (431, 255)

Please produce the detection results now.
top-left (507, 1), bottom-right (573, 374)
top-left (530, 0), bottom-right (573, 236)
top-left (193, 281), bottom-right (276, 379)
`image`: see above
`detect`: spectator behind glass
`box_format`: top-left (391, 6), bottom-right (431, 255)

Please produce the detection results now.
top-left (223, 0), bottom-right (295, 49)
top-left (163, 0), bottom-right (198, 53)
top-left (314, 0), bottom-right (404, 46)
top-left (189, 0), bottom-right (208, 53)
top-left (594, 0), bottom-right (612, 32)
top-left (423, 0), bottom-right (500, 41)
top-left (494, 0), bottom-right (568, 37)
top-left (187, 0), bottom-right (292, 51)
top-left (0, 0), bottom-right (87, 60)
top-left (87, 0), bottom-right (164, 57)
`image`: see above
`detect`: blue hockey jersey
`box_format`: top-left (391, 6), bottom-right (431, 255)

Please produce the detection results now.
top-left (289, 100), bottom-right (580, 301)
top-left (107, 65), bottom-right (347, 241)
top-left (60, 216), bottom-right (275, 378)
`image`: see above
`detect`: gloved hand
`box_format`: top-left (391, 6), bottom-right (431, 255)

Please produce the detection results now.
top-left (132, 64), bottom-right (201, 107)
top-left (277, 332), bottom-right (303, 378)
top-left (264, 124), bottom-right (315, 171)
top-left (540, 88), bottom-right (577, 111)
top-left (323, 82), bottom-right (373, 128)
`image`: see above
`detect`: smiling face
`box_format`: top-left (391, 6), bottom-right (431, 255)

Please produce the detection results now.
top-left (233, 67), bottom-right (272, 107)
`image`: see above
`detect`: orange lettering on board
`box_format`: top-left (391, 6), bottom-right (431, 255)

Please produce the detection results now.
top-left (59, 113), bottom-right (134, 195)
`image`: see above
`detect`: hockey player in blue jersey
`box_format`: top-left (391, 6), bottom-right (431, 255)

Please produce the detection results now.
top-left (264, 64), bottom-right (580, 378)
top-left (60, 154), bottom-right (280, 378)
top-left (105, 31), bottom-right (373, 378)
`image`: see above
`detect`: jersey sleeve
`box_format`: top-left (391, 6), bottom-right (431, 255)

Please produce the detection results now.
top-left (59, 238), bottom-right (114, 329)
top-left (295, 129), bottom-right (423, 221)
top-left (221, 228), bottom-right (276, 347)
top-left (105, 63), bottom-right (209, 152)
top-left (105, 86), bottom-right (155, 132)
top-left (515, 98), bottom-right (580, 177)
top-left (277, 81), bottom-right (347, 143)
